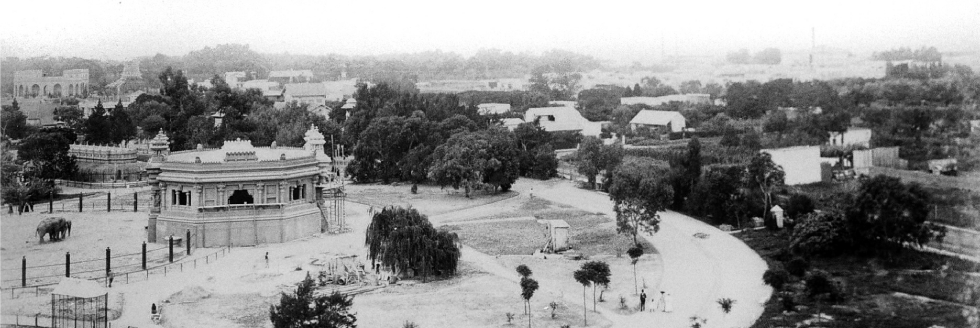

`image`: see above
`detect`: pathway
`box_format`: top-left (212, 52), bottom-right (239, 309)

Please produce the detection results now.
top-left (516, 178), bottom-right (772, 328)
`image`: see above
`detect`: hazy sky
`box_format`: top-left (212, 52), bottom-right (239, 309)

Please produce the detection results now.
top-left (2, 0), bottom-right (979, 64)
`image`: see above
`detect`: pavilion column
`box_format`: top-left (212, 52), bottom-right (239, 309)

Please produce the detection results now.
top-left (160, 183), bottom-right (168, 210)
top-left (195, 186), bottom-right (203, 207)
top-left (279, 182), bottom-right (286, 204)
top-left (217, 185), bottom-right (226, 206)
top-left (256, 184), bottom-right (265, 204)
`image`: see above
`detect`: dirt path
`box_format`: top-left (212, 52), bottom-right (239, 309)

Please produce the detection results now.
top-left (515, 178), bottom-right (772, 328)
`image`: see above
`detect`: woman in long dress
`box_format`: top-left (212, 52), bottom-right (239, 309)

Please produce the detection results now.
top-left (664, 292), bottom-right (674, 313)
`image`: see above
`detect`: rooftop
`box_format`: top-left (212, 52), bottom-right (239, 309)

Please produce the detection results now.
top-left (165, 139), bottom-right (314, 163)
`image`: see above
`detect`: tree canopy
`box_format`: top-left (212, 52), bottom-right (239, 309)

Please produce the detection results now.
top-left (365, 206), bottom-right (461, 281)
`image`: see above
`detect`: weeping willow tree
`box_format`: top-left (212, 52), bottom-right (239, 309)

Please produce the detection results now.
top-left (365, 206), bottom-right (461, 282)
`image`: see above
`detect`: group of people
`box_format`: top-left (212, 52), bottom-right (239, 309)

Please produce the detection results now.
top-left (639, 289), bottom-right (673, 313)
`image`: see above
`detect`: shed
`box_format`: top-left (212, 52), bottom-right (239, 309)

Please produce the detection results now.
top-left (541, 219), bottom-right (570, 252)
top-left (51, 278), bottom-right (108, 328)
top-left (629, 110), bottom-right (687, 133)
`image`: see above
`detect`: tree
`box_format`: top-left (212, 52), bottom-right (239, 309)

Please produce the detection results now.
top-left (744, 153), bottom-right (785, 229)
top-left (365, 207), bottom-right (461, 281)
top-left (520, 277), bottom-right (539, 328)
top-left (575, 137), bottom-right (624, 189)
top-left (516, 265), bottom-right (533, 314)
top-left (577, 89), bottom-right (621, 121)
top-left (727, 49), bottom-right (751, 64)
top-left (668, 138), bottom-right (702, 210)
top-left (573, 269), bottom-right (590, 326)
top-left (514, 123), bottom-right (558, 179)
top-left (845, 175), bottom-right (946, 256)
top-left (753, 48), bottom-right (782, 65)
top-left (762, 110), bottom-right (790, 139)
top-left (19, 127), bottom-right (78, 181)
top-left (1, 103), bottom-right (29, 139)
top-left (269, 272), bottom-right (357, 328)
top-left (109, 100), bottom-right (136, 144)
top-left (627, 245), bottom-right (644, 294)
top-left (791, 211), bottom-right (850, 256)
top-left (679, 80), bottom-right (703, 94)
top-left (609, 159), bottom-right (673, 244)
top-left (581, 261), bottom-right (610, 312)
top-left (686, 166), bottom-right (749, 227)
top-left (84, 100), bottom-right (113, 144)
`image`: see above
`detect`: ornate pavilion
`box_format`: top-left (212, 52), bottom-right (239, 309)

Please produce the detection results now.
top-left (145, 125), bottom-right (345, 247)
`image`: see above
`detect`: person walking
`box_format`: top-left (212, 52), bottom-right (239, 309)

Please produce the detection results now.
top-left (639, 289), bottom-right (647, 311)
top-left (655, 291), bottom-right (666, 312)
top-left (107, 270), bottom-right (115, 288)
top-left (664, 292), bottom-right (674, 313)
top-left (265, 252), bottom-right (269, 268)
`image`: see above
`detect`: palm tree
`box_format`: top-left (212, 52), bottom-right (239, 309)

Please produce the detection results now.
top-left (627, 244), bottom-right (644, 294)
top-left (573, 269), bottom-right (591, 326)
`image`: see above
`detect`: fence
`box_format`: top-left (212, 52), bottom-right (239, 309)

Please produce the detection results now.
top-left (7, 191), bottom-right (153, 215)
top-left (55, 179), bottom-right (150, 189)
top-left (1, 239), bottom-right (231, 300)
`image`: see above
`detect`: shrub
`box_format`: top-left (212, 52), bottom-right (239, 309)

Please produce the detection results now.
top-left (790, 212), bottom-right (849, 256)
top-left (619, 295), bottom-right (628, 310)
top-left (805, 270), bottom-right (842, 301)
top-left (717, 298), bottom-right (735, 314)
top-left (786, 257), bottom-right (810, 278)
top-left (779, 293), bottom-right (797, 312)
top-left (505, 312), bottom-right (514, 324)
top-left (549, 301), bottom-right (559, 319)
top-left (403, 321), bottom-right (419, 328)
top-left (784, 194), bottom-right (815, 219)
top-left (763, 268), bottom-right (790, 291)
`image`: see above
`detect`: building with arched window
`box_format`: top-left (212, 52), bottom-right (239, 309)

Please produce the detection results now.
top-left (13, 69), bottom-right (89, 98)
top-left (145, 126), bottom-right (342, 247)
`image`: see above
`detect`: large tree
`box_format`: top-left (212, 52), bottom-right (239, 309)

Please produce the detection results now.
top-left (575, 136), bottom-right (624, 190)
top-left (365, 206), bottom-right (461, 281)
top-left (19, 127), bottom-right (78, 181)
top-left (269, 273), bottom-right (357, 328)
top-left (1, 102), bottom-right (29, 139)
top-left (609, 159), bottom-right (674, 244)
top-left (845, 175), bottom-right (946, 256)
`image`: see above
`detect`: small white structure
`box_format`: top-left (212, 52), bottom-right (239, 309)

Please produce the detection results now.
top-left (524, 107), bottom-right (602, 137)
top-left (629, 110), bottom-right (687, 133)
top-left (969, 120), bottom-right (980, 133)
top-left (621, 94), bottom-right (711, 107)
top-left (770, 205), bottom-right (785, 228)
top-left (828, 127), bottom-right (872, 147)
top-left (761, 146), bottom-right (822, 185)
top-left (477, 103), bottom-right (511, 115)
top-left (541, 219), bottom-right (570, 252)
top-left (501, 118), bottom-right (525, 131)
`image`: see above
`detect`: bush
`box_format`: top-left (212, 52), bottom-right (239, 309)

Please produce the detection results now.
top-left (790, 212), bottom-right (849, 256)
top-left (786, 257), bottom-right (810, 278)
top-left (779, 293), bottom-right (797, 312)
top-left (804, 270), bottom-right (842, 301)
top-left (783, 194), bottom-right (815, 219)
top-left (763, 268), bottom-right (790, 290)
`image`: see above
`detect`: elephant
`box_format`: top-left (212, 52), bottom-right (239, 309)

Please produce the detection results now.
top-left (36, 217), bottom-right (68, 243)
top-left (57, 219), bottom-right (72, 239)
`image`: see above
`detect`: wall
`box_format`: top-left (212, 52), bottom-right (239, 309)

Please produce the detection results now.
top-left (763, 146), bottom-right (822, 185)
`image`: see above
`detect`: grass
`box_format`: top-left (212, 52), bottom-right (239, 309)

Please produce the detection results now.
top-left (447, 198), bottom-right (653, 257)
top-left (738, 229), bottom-right (979, 328)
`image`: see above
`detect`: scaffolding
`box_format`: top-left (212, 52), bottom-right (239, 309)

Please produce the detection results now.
top-left (50, 278), bottom-right (108, 328)
top-left (319, 186), bottom-right (348, 234)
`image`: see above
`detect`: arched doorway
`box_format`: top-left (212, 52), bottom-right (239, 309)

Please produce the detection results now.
top-left (53, 84), bottom-right (62, 97)
top-left (18, 85), bottom-right (24, 97)
top-left (228, 190), bottom-right (254, 205)
top-left (31, 84), bottom-right (40, 98)
top-left (43, 85), bottom-right (48, 96)
top-left (68, 84), bottom-right (74, 96)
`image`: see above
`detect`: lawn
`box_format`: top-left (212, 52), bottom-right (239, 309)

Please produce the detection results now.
top-left (345, 183), bottom-right (517, 217)
top-left (738, 229), bottom-right (980, 328)
top-left (445, 197), bottom-right (653, 257)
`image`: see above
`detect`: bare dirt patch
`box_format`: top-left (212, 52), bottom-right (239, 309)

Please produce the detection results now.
top-left (345, 183), bottom-right (517, 216)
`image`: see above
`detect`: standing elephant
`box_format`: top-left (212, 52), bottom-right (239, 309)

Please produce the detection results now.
top-left (36, 217), bottom-right (68, 243)
top-left (57, 219), bottom-right (72, 239)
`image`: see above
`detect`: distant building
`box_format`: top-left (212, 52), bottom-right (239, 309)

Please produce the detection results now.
top-left (761, 146), bottom-right (824, 185)
top-left (284, 83), bottom-right (329, 108)
top-left (828, 127), bottom-right (872, 147)
top-left (224, 72), bottom-right (247, 89)
top-left (269, 70), bottom-right (315, 84)
top-left (69, 144), bottom-right (137, 164)
top-left (340, 98), bottom-right (357, 110)
top-left (524, 107), bottom-right (601, 137)
top-left (621, 94), bottom-right (711, 107)
top-left (14, 69), bottom-right (89, 98)
top-left (629, 110), bottom-right (686, 133)
top-left (321, 79), bottom-right (358, 102)
top-left (477, 103), bottom-right (511, 115)
top-left (970, 120), bottom-right (980, 134)
top-left (853, 147), bottom-right (905, 170)
top-left (500, 118), bottom-right (524, 131)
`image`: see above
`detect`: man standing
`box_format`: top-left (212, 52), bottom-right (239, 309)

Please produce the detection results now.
top-left (107, 270), bottom-right (115, 288)
top-left (639, 289), bottom-right (647, 311)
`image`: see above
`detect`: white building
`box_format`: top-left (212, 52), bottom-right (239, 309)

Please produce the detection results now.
top-left (621, 94), bottom-right (712, 107)
top-left (501, 118), bottom-right (524, 131)
top-left (284, 83), bottom-right (329, 107)
top-left (629, 110), bottom-right (687, 133)
top-left (761, 146), bottom-right (823, 185)
top-left (524, 107), bottom-right (601, 137)
top-left (828, 127), bottom-right (872, 147)
top-left (477, 103), bottom-right (512, 115)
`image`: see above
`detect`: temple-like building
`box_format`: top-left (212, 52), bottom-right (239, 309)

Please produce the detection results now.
top-left (145, 125), bottom-right (345, 247)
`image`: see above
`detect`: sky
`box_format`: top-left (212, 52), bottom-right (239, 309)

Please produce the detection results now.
top-left (2, 0), bottom-right (979, 65)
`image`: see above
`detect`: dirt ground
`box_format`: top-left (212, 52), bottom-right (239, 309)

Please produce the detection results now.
top-left (345, 183), bottom-right (517, 216)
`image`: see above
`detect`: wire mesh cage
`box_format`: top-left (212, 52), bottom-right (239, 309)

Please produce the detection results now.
top-left (50, 278), bottom-right (108, 328)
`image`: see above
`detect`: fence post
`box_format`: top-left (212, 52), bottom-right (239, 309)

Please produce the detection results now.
top-left (105, 247), bottom-right (111, 274)
top-left (186, 230), bottom-right (191, 256)
top-left (22, 256), bottom-right (26, 287)
top-left (107, 192), bottom-right (111, 212)
top-left (169, 236), bottom-right (174, 263)
top-left (49, 191), bottom-right (53, 213)
top-left (78, 193), bottom-right (83, 212)
top-left (142, 242), bottom-right (147, 270)
top-left (65, 252), bottom-right (70, 277)
top-left (134, 192), bottom-right (138, 212)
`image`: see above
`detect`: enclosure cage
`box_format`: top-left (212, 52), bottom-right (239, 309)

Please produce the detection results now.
top-left (50, 278), bottom-right (108, 328)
